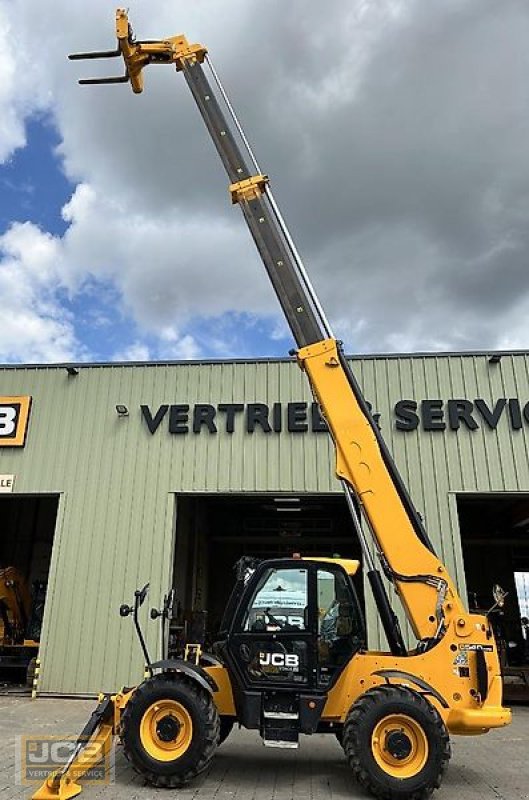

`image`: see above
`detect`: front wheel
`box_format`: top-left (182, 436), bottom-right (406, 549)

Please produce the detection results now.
top-left (120, 674), bottom-right (219, 788)
top-left (343, 685), bottom-right (450, 800)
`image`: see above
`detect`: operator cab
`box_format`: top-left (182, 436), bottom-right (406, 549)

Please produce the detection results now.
top-left (214, 556), bottom-right (365, 744)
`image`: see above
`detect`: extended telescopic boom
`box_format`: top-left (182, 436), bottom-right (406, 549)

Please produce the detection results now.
top-left (69, 9), bottom-right (470, 654)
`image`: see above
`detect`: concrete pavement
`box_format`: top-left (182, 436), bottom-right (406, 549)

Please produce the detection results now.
top-left (1, 696), bottom-right (527, 800)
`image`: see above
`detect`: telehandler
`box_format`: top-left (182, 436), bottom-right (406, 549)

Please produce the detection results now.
top-left (33, 10), bottom-right (511, 799)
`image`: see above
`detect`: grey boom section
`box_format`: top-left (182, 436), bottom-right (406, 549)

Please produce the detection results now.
top-left (182, 60), bottom-right (324, 347)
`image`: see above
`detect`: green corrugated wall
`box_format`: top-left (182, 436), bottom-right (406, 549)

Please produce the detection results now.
top-left (0, 352), bottom-right (528, 694)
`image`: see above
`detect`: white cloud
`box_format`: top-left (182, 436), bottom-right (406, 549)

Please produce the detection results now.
top-left (58, 181), bottom-right (271, 326)
top-left (113, 334), bottom-right (202, 362)
top-left (495, 295), bottom-right (529, 351)
top-left (0, 222), bottom-right (79, 361)
top-left (168, 334), bottom-right (201, 361)
top-left (0, 5), bottom-right (47, 160)
top-left (113, 341), bottom-right (151, 362)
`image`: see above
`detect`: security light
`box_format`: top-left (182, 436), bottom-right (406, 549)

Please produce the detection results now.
top-left (66, 366), bottom-right (79, 376)
top-left (116, 404), bottom-right (129, 417)
top-left (488, 354), bottom-right (502, 364)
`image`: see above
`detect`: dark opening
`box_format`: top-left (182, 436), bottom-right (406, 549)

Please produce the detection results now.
top-left (457, 494), bottom-right (529, 701)
top-left (0, 495), bottom-right (59, 686)
top-left (172, 494), bottom-right (363, 646)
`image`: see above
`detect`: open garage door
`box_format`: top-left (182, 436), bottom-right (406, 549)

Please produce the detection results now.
top-left (172, 494), bottom-right (363, 647)
top-left (457, 493), bottom-right (529, 702)
top-left (0, 495), bottom-right (59, 686)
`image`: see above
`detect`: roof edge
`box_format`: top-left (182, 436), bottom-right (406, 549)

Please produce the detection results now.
top-left (0, 349), bottom-right (527, 371)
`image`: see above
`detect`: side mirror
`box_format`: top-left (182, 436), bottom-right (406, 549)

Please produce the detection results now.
top-left (165, 589), bottom-right (177, 618)
top-left (135, 583), bottom-right (150, 607)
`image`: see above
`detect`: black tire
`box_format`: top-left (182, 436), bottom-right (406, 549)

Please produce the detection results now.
top-left (343, 685), bottom-right (451, 800)
top-left (218, 717), bottom-right (235, 746)
top-left (120, 673), bottom-right (219, 788)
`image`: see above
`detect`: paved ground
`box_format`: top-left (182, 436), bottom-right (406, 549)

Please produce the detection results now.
top-left (0, 696), bottom-right (527, 800)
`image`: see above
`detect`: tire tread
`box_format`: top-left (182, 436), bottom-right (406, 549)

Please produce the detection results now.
top-left (342, 685), bottom-right (451, 800)
top-left (120, 673), bottom-right (219, 788)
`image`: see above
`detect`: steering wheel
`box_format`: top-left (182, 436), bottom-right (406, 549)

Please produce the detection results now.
top-left (265, 608), bottom-right (286, 629)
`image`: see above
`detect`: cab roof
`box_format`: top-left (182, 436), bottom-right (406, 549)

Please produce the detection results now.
top-left (301, 557), bottom-right (360, 575)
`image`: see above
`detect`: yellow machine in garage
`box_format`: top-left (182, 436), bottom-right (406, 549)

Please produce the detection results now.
top-left (0, 566), bottom-right (40, 683)
top-left (33, 11), bottom-right (512, 799)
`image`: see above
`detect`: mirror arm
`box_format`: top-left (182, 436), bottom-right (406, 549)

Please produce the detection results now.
top-left (133, 586), bottom-right (153, 675)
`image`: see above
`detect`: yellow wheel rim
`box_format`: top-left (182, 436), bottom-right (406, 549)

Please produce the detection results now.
top-left (140, 699), bottom-right (193, 761)
top-left (371, 714), bottom-right (428, 779)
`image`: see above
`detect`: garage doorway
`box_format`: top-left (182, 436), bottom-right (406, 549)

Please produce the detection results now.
top-left (172, 493), bottom-right (363, 646)
top-left (0, 495), bottom-right (59, 686)
top-left (457, 494), bottom-right (529, 686)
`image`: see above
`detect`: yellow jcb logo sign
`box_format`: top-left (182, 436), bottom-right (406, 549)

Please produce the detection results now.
top-left (0, 397), bottom-right (32, 447)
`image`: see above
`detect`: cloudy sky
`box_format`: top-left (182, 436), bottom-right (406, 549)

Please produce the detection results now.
top-left (1, 0), bottom-right (528, 364)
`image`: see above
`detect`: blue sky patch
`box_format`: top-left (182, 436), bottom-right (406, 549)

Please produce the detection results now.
top-left (0, 115), bottom-right (73, 237)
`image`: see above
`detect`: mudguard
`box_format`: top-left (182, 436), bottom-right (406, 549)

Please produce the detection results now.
top-left (150, 659), bottom-right (218, 694)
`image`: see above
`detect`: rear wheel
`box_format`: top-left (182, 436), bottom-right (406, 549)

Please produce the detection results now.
top-left (120, 674), bottom-right (219, 788)
top-left (343, 685), bottom-right (450, 800)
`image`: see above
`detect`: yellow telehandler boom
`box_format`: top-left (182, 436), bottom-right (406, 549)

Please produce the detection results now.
top-left (67, 8), bottom-right (493, 652)
top-left (32, 10), bottom-right (511, 800)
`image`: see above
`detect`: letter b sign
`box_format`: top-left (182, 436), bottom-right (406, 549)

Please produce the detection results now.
top-left (0, 397), bottom-right (32, 447)
top-left (0, 406), bottom-right (16, 436)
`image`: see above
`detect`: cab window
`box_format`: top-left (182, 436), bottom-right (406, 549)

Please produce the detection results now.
top-left (317, 568), bottom-right (362, 686)
top-left (243, 568), bottom-right (308, 632)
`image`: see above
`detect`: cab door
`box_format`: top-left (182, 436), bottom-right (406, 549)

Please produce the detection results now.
top-left (228, 563), bottom-right (315, 690)
top-left (315, 565), bottom-right (365, 689)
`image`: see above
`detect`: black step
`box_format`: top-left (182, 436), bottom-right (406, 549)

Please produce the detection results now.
top-left (262, 692), bottom-right (300, 748)
top-left (262, 726), bottom-right (299, 749)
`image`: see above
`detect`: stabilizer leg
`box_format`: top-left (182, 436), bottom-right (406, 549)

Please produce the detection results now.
top-left (32, 696), bottom-right (115, 800)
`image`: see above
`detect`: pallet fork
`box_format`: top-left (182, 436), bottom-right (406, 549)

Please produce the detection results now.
top-left (68, 8), bottom-right (206, 94)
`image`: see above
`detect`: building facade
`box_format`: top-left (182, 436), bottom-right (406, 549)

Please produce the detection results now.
top-left (1, 351), bottom-right (528, 695)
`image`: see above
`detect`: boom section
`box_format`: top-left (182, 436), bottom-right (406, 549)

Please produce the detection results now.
top-left (181, 60), bottom-right (325, 348)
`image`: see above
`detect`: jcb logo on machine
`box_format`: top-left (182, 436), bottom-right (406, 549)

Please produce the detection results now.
top-left (259, 652), bottom-right (299, 670)
top-left (0, 397), bottom-right (32, 447)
